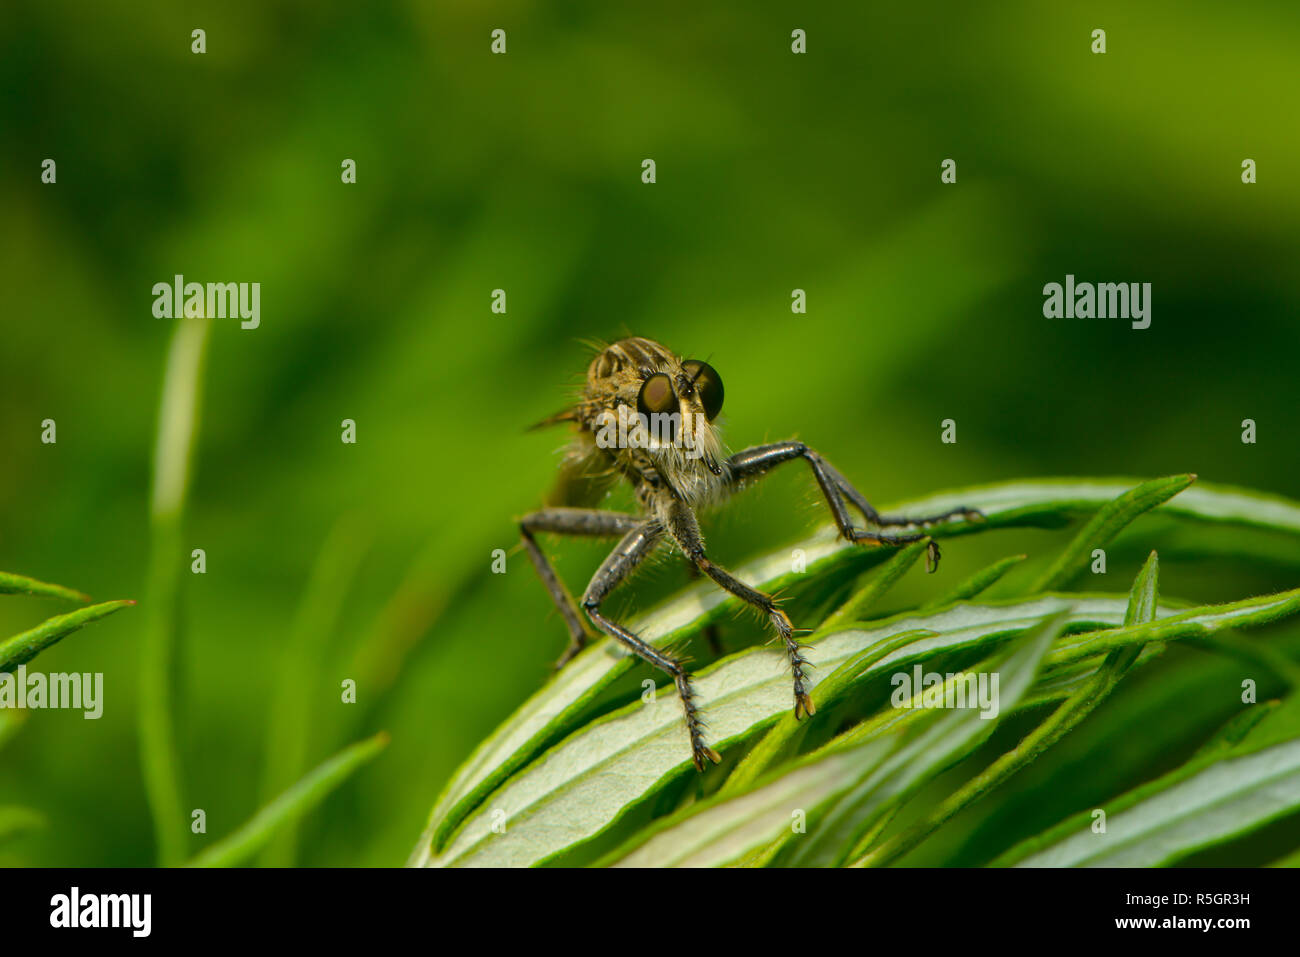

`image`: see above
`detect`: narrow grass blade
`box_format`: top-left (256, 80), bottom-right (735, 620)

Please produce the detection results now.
top-left (1027, 475), bottom-right (1194, 593)
top-left (853, 553), bottom-right (1160, 866)
top-left (720, 629), bottom-right (935, 797)
top-left (608, 739), bottom-right (898, 868)
top-left (260, 515), bottom-right (370, 867)
top-left (0, 572), bottom-right (90, 603)
top-left (922, 554), bottom-right (1027, 609)
top-left (0, 600), bottom-right (133, 673)
top-left (186, 732), bottom-right (389, 868)
top-left (140, 317), bottom-right (211, 866)
top-left (1004, 736), bottom-right (1300, 867)
top-left (788, 611), bottom-right (1066, 867)
top-left (998, 695), bottom-right (1300, 866)
top-left (821, 541), bottom-right (927, 631)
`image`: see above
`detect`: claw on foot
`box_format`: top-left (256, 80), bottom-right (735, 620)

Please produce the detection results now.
top-left (925, 539), bottom-right (942, 573)
top-left (794, 692), bottom-right (816, 719)
top-left (692, 745), bottom-right (723, 771)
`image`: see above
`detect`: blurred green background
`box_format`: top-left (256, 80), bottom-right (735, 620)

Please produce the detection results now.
top-left (1, 1), bottom-right (1297, 866)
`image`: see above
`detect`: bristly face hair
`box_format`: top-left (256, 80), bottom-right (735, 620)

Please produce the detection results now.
top-left (521, 337), bottom-right (984, 771)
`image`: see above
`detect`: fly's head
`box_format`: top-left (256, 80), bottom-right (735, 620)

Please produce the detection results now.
top-left (581, 337), bottom-right (728, 502)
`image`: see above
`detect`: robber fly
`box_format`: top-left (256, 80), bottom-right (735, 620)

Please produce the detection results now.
top-left (522, 337), bottom-right (983, 770)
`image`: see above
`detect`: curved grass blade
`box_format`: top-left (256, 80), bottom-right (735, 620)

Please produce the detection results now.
top-left (609, 739), bottom-right (899, 868)
top-left (821, 541), bottom-right (928, 631)
top-left (1002, 735), bottom-right (1300, 867)
top-left (922, 554), bottom-right (1027, 609)
top-left (260, 515), bottom-right (371, 867)
top-left (0, 572), bottom-right (90, 603)
top-left (0, 600), bottom-right (134, 673)
top-left (185, 732), bottom-right (389, 868)
top-left (853, 552), bottom-right (1161, 866)
top-left (141, 317), bottom-right (211, 866)
top-left (720, 628), bottom-right (936, 797)
top-left (786, 611), bottom-right (1066, 867)
top-left (1027, 475), bottom-right (1194, 593)
top-left (999, 694), bottom-right (1300, 866)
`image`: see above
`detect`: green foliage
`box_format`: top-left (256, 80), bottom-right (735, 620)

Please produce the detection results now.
top-left (413, 477), bottom-right (1300, 867)
top-left (0, 571), bottom-right (132, 850)
top-left (186, 732), bottom-right (389, 868)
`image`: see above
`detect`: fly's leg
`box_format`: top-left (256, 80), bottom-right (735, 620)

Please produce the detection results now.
top-left (686, 562), bottom-right (725, 656)
top-left (817, 458), bottom-right (983, 533)
top-left (725, 441), bottom-right (983, 572)
top-left (580, 521), bottom-right (721, 771)
top-left (519, 508), bottom-right (645, 669)
top-left (664, 500), bottom-right (816, 720)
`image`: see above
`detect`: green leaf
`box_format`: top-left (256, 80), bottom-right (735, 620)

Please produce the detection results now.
top-left (922, 554), bottom-right (1027, 609)
top-left (1000, 734), bottom-right (1300, 867)
top-left (140, 317), bottom-right (212, 867)
top-left (998, 694), bottom-right (1300, 866)
top-left (185, 732), bottom-right (389, 868)
top-left (786, 611), bottom-right (1066, 867)
top-left (1124, 550), bottom-right (1160, 627)
top-left (608, 738), bottom-right (899, 868)
top-left (416, 586), bottom-right (1300, 868)
top-left (0, 600), bottom-right (134, 673)
top-left (821, 541), bottom-right (928, 631)
top-left (0, 572), bottom-right (89, 603)
top-left (604, 612), bottom-right (1064, 868)
top-left (414, 476), bottom-right (1300, 863)
top-left (853, 552), bottom-right (1161, 867)
top-left (414, 524), bottom-right (866, 857)
top-left (720, 628), bottom-right (936, 797)
top-left (1027, 475), bottom-right (1194, 593)
top-left (260, 515), bottom-right (371, 867)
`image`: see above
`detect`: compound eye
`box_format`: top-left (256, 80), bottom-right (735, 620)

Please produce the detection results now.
top-left (682, 360), bottom-right (724, 421)
top-left (637, 372), bottom-right (677, 418)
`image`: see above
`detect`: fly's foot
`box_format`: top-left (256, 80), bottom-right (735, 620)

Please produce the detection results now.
top-left (676, 671), bottom-right (720, 772)
top-left (925, 539), bottom-right (942, 573)
top-left (794, 690), bottom-right (816, 719)
top-left (692, 742), bottom-right (723, 772)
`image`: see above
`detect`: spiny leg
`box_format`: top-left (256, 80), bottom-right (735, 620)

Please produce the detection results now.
top-left (664, 499), bottom-right (815, 720)
top-left (725, 441), bottom-right (983, 571)
top-left (520, 508), bottom-right (645, 668)
top-left (579, 522), bottom-right (721, 771)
